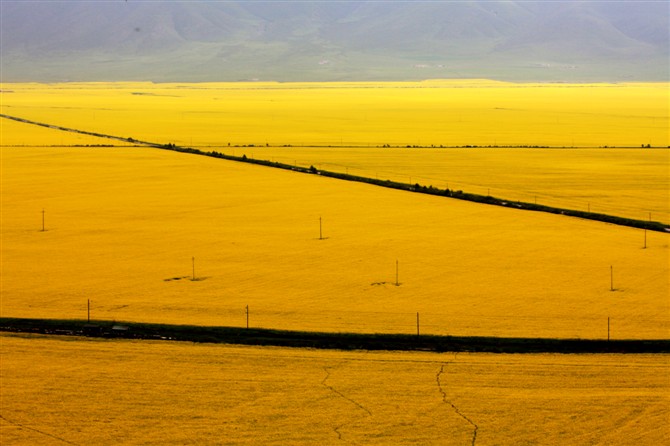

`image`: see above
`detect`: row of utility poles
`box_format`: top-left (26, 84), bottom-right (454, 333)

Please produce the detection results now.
top-left (37, 210), bottom-right (657, 248)
top-left (38, 208), bottom-right (645, 292)
top-left (37, 211), bottom-right (637, 341)
top-left (83, 300), bottom-right (617, 341)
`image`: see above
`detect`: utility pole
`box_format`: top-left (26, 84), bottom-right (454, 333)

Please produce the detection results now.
top-left (610, 265), bottom-right (614, 291)
top-left (416, 312), bottom-right (420, 336)
top-left (245, 305), bottom-right (249, 329)
top-left (395, 260), bottom-right (399, 286)
top-left (192, 257), bottom-right (196, 281)
top-left (41, 209), bottom-right (45, 232)
top-left (319, 216), bottom-right (323, 240)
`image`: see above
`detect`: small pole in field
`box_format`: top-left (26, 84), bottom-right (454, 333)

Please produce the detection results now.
top-left (41, 209), bottom-right (45, 232)
top-left (191, 256), bottom-right (196, 281)
top-left (319, 216), bottom-right (323, 240)
top-left (245, 305), bottom-right (249, 329)
top-left (87, 299), bottom-right (91, 323)
top-left (610, 265), bottom-right (614, 291)
top-left (395, 259), bottom-right (399, 286)
top-left (416, 312), bottom-right (420, 336)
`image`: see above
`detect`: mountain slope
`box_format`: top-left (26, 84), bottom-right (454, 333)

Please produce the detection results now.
top-left (1, 0), bottom-right (667, 82)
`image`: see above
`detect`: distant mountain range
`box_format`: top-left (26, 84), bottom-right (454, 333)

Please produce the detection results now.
top-left (1, 0), bottom-right (668, 82)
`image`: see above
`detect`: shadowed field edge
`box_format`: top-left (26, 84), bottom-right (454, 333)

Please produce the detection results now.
top-left (1, 318), bottom-right (669, 354)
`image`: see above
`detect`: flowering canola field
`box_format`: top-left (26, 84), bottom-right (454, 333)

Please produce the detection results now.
top-left (1, 145), bottom-right (667, 339)
top-left (239, 146), bottom-right (670, 223)
top-left (2, 82), bottom-right (668, 445)
top-left (2, 334), bottom-right (668, 445)
top-left (2, 81), bottom-right (667, 148)
top-left (2, 81), bottom-right (668, 222)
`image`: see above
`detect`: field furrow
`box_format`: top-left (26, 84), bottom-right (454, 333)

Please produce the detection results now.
top-left (437, 361), bottom-right (479, 446)
top-left (2, 334), bottom-right (667, 445)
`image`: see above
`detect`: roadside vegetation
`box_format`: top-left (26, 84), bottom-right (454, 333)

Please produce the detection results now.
top-left (2, 318), bottom-right (668, 353)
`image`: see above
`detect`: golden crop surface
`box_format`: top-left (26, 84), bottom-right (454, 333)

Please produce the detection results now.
top-left (1, 81), bottom-right (668, 223)
top-left (2, 81), bottom-right (668, 148)
top-left (236, 146), bottom-right (670, 223)
top-left (1, 146), bottom-right (668, 339)
top-left (1, 334), bottom-right (668, 445)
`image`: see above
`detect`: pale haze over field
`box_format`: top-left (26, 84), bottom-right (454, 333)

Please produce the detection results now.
top-left (1, 0), bottom-right (668, 82)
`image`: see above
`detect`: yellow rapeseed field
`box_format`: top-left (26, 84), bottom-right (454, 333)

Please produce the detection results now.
top-left (2, 334), bottom-right (668, 445)
top-left (1, 146), bottom-right (667, 339)
top-left (1, 82), bottom-right (668, 446)
top-left (1, 81), bottom-right (668, 148)
top-left (234, 146), bottom-right (670, 223)
top-left (1, 81), bottom-right (667, 222)
top-left (0, 114), bottom-right (135, 147)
